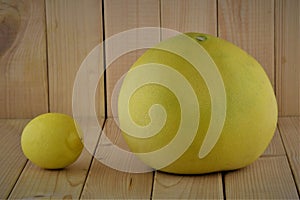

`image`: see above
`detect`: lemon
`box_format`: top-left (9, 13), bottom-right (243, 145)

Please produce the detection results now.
top-left (118, 33), bottom-right (277, 174)
top-left (21, 113), bottom-right (83, 169)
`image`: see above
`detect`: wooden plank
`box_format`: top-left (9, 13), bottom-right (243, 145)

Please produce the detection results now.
top-left (9, 119), bottom-right (102, 199)
top-left (104, 0), bottom-right (160, 117)
top-left (275, 0), bottom-right (300, 116)
top-left (225, 156), bottom-right (299, 199)
top-left (161, 0), bottom-right (217, 38)
top-left (218, 0), bottom-right (275, 87)
top-left (278, 117), bottom-right (300, 193)
top-left (81, 118), bottom-right (153, 199)
top-left (0, 119), bottom-right (28, 199)
top-left (46, 0), bottom-right (104, 119)
top-left (153, 2), bottom-right (222, 199)
top-left (262, 128), bottom-right (285, 156)
top-left (152, 172), bottom-right (223, 199)
top-left (0, 0), bottom-right (48, 118)
top-left (153, 3), bottom-right (223, 199)
top-left (9, 150), bottom-right (91, 199)
top-left (278, 117), bottom-right (300, 158)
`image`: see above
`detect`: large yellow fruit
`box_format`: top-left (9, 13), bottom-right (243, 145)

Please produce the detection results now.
top-left (21, 113), bottom-right (83, 169)
top-left (118, 33), bottom-right (277, 174)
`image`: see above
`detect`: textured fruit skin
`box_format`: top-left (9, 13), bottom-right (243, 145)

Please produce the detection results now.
top-left (21, 113), bottom-right (83, 169)
top-left (118, 33), bottom-right (278, 174)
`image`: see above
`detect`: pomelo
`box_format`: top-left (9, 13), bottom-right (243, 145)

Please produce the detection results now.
top-left (118, 33), bottom-right (277, 174)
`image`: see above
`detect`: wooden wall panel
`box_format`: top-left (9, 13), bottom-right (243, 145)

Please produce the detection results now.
top-left (104, 0), bottom-right (160, 117)
top-left (161, 0), bottom-right (217, 37)
top-left (275, 0), bottom-right (300, 116)
top-left (46, 0), bottom-right (104, 120)
top-left (218, 0), bottom-right (275, 87)
top-left (0, 0), bottom-right (299, 118)
top-left (158, 1), bottom-right (223, 198)
top-left (0, 0), bottom-right (48, 118)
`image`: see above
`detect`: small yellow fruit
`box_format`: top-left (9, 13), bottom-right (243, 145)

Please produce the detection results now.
top-left (21, 113), bottom-right (83, 169)
top-left (118, 33), bottom-right (277, 174)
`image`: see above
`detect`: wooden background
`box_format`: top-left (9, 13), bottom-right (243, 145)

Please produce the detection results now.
top-left (0, 0), bottom-right (299, 120)
top-left (0, 1), bottom-right (300, 199)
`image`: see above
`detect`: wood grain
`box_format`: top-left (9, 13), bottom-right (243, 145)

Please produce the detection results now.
top-left (225, 156), bottom-right (299, 199)
top-left (275, 0), bottom-right (300, 116)
top-left (81, 118), bottom-right (153, 199)
top-left (0, 0), bottom-right (299, 198)
top-left (153, 172), bottom-right (223, 199)
top-left (153, 2), bottom-right (221, 199)
top-left (161, 0), bottom-right (217, 38)
top-left (0, 0), bottom-right (48, 118)
top-left (104, 0), bottom-right (160, 117)
top-left (3, 117), bottom-right (299, 199)
top-left (278, 117), bottom-right (300, 158)
top-left (9, 150), bottom-right (93, 199)
top-left (9, 119), bottom-right (101, 199)
top-left (46, 0), bottom-right (104, 120)
top-left (0, 119), bottom-right (28, 199)
top-left (262, 128), bottom-right (285, 156)
top-left (278, 117), bottom-right (300, 193)
top-left (218, 0), bottom-right (275, 87)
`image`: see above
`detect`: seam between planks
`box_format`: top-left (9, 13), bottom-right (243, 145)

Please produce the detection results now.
top-left (102, 0), bottom-right (108, 119)
top-left (222, 172), bottom-right (226, 200)
top-left (150, 171), bottom-right (156, 200)
top-left (44, 0), bottom-right (50, 113)
top-left (7, 160), bottom-right (28, 199)
top-left (79, 117), bottom-right (108, 199)
top-left (216, 0), bottom-right (219, 37)
top-left (273, 0), bottom-right (278, 98)
top-left (6, 154), bottom-right (28, 199)
top-left (5, 119), bottom-right (30, 199)
top-left (277, 117), bottom-right (300, 197)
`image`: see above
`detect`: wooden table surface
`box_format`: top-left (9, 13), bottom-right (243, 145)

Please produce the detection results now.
top-left (0, 117), bottom-right (299, 199)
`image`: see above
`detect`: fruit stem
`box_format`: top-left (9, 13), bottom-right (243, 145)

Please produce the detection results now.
top-left (195, 36), bottom-right (207, 41)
